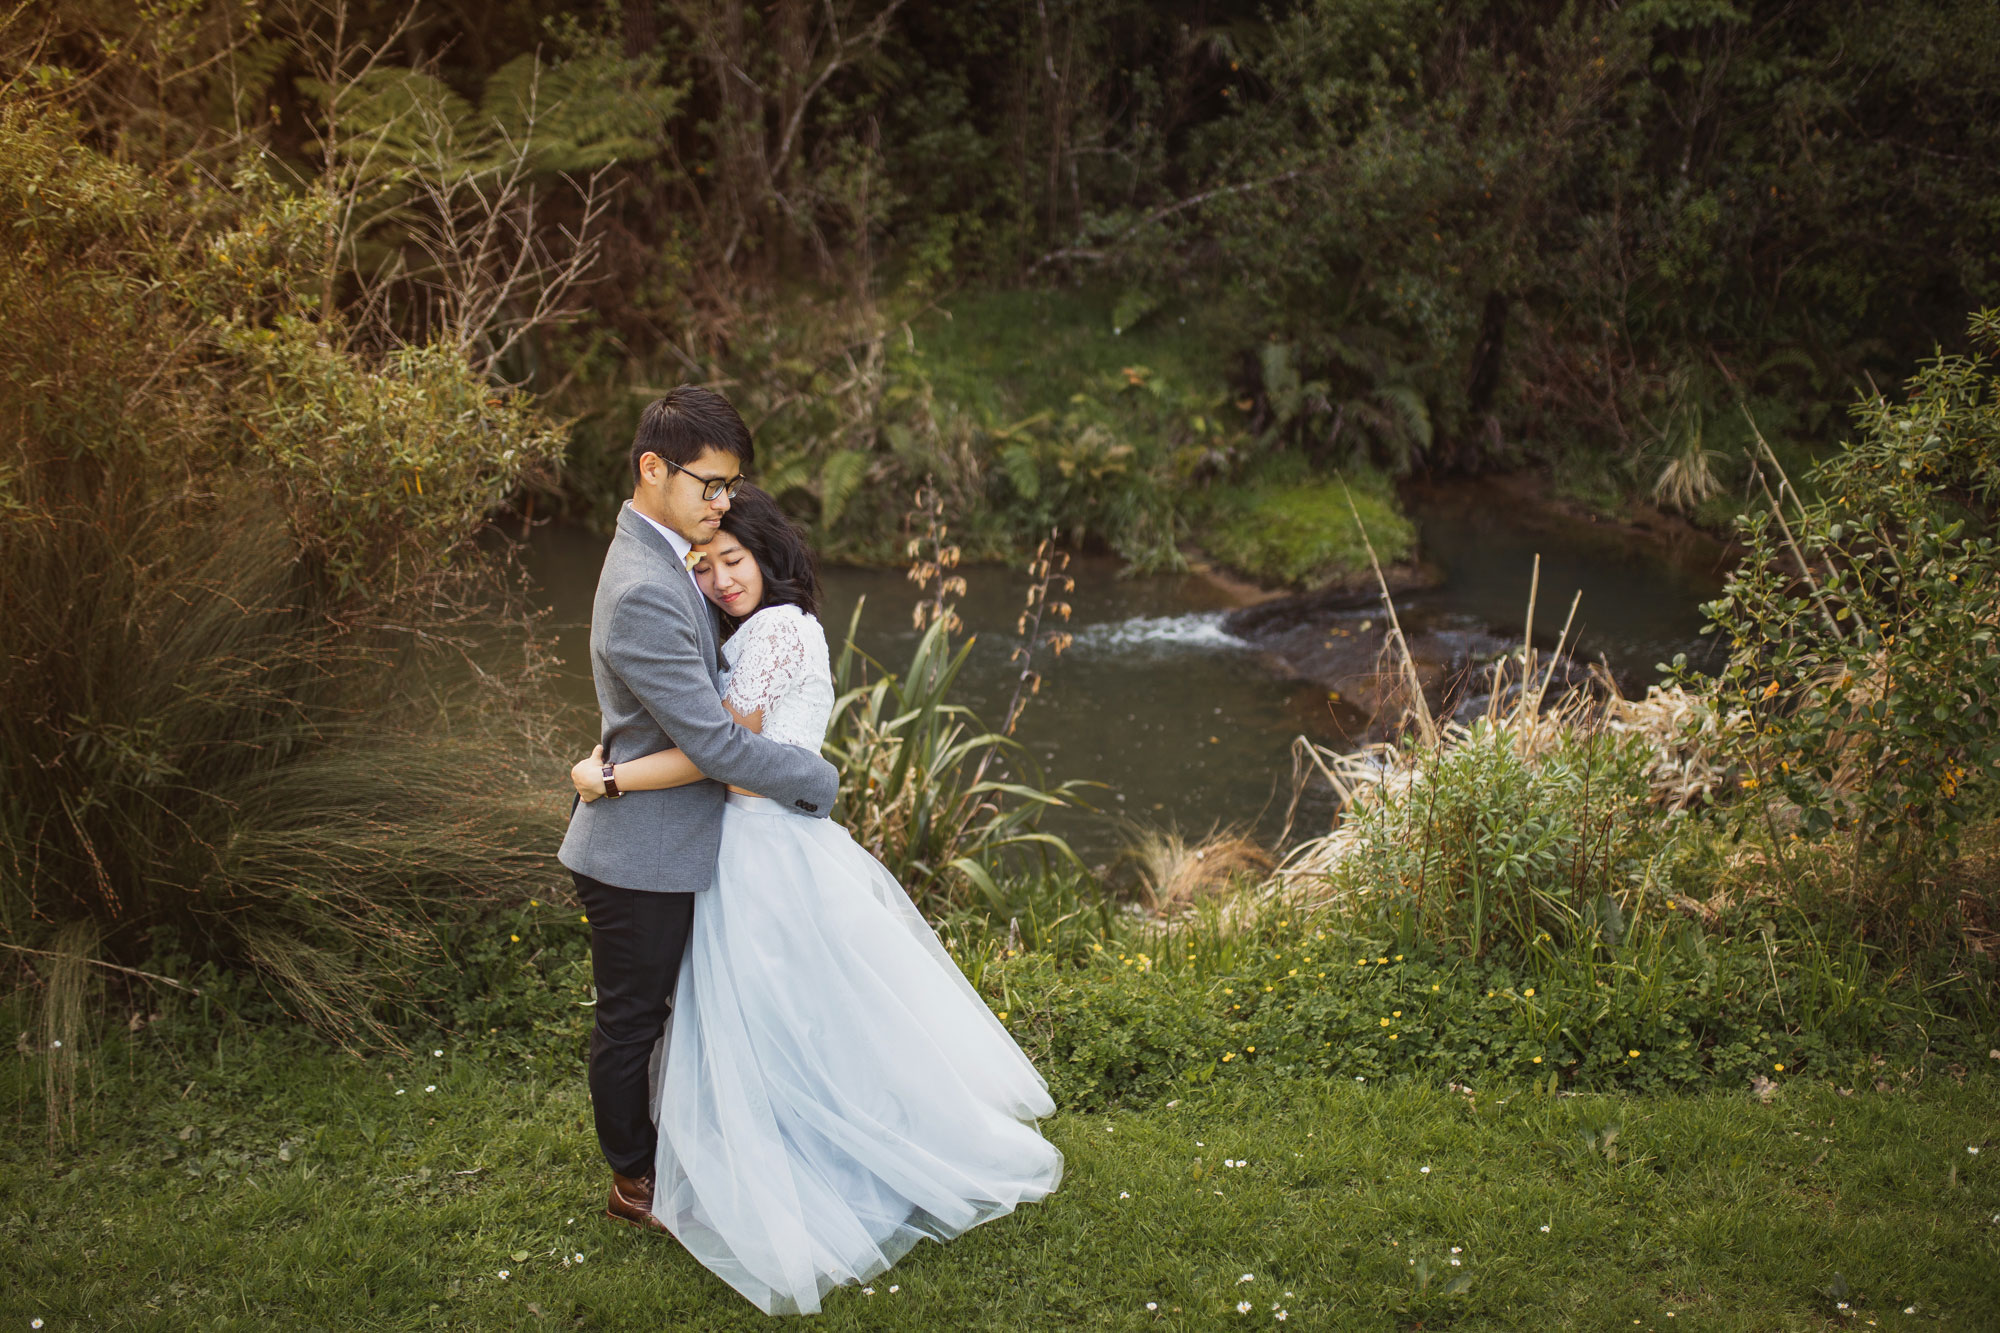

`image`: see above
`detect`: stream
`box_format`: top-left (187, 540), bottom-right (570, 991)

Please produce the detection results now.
top-left (521, 480), bottom-right (1730, 864)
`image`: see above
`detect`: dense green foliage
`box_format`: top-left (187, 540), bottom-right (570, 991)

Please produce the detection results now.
top-left (1692, 310), bottom-right (2000, 903)
top-left (34, 0), bottom-right (1996, 567)
top-left (581, 0), bottom-right (2000, 544)
top-left (0, 96), bottom-right (568, 1043)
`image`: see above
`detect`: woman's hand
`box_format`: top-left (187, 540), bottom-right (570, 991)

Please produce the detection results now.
top-left (571, 744), bottom-right (608, 803)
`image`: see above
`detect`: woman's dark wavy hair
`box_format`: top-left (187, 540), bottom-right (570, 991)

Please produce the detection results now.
top-left (715, 484), bottom-right (820, 628)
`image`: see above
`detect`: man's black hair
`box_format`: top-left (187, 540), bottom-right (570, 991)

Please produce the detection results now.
top-left (630, 385), bottom-right (754, 486)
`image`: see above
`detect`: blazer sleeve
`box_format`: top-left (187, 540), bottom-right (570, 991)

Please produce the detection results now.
top-left (602, 581), bottom-right (840, 817)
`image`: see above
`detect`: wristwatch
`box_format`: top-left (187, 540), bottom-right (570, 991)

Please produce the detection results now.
top-left (601, 761), bottom-right (622, 798)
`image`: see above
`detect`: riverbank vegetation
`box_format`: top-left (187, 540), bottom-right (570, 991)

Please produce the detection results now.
top-left (0, 32), bottom-right (575, 1051)
top-left (5, 0), bottom-right (1998, 1119)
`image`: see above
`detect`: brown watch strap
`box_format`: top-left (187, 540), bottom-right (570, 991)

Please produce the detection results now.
top-left (601, 762), bottom-right (622, 798)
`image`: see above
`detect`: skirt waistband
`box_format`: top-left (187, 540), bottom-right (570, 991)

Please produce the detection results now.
top-left (724, 791), bottom-right (786, 813)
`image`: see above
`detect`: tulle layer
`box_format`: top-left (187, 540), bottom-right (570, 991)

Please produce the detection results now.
top-left (650, 795), bottom-right (1062, 1315)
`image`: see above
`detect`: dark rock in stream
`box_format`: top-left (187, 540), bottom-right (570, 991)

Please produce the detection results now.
top-left (1225, 566), bottom-right (1600, 734)
top-left (1219, 561), bottom-right (1443, 638)
top-left (1447, 654), bottom-right (1599, 723)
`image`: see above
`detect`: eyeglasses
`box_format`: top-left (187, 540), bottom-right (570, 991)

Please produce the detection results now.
top-left (660, 456), bottom-right (745, 502)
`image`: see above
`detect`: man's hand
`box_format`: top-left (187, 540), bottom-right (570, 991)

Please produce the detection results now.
top-left (571, 744), bottom-right (609, 803)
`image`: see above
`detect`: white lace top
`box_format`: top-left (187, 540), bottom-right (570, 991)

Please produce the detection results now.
top-left (721, 604), bottom-right (834, 752)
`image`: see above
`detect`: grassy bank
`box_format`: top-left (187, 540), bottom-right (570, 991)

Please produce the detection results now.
top-left (4, 1019), bottom-right (1996, 1331)
top-left (901, 288), bottom-right (1419, 585)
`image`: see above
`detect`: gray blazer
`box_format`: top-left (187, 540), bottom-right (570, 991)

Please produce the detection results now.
top-left (558, 503), bottom-right (840, 893)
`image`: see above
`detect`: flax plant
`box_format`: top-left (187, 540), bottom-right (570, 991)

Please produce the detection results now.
top-left (825, 498), bottom-right (1094, 911)
top-left (826, 611), bottom-right (1091, 912)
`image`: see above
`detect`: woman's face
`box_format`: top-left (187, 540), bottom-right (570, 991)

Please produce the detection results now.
top-left (693, 529), bottom-right (764, 617)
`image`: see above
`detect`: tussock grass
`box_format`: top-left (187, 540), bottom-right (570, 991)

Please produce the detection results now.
top-left (0, 489), bottom-right (569, 1050)
top-left (1122, 825), bottom-right (1273, 915)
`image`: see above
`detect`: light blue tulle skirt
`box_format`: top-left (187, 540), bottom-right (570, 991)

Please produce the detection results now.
top-left (648, 794), bottom-right (1062, 1315)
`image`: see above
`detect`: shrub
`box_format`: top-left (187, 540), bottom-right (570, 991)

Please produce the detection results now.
top-left (825, 609), bottom-right (1092, 912)
top-left (1296, 724), bottom-right (1667, 961)
top-left (1690, 309), bottom-right (2000, 897)
top-left (970, 891), bottom-right (1989, 1110)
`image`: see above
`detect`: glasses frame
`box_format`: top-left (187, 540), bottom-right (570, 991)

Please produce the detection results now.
top-left (660, 455), bottom-right (745, 502)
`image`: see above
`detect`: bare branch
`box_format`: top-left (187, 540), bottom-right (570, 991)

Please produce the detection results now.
top-left (1030, 165), bottom-right (1325, 271)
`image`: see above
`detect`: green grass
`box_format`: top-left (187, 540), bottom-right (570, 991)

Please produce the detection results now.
top-left (5, 1022), bottom-right (1997, 1331)
top-left (905, 286), bottom-right (1231, 425)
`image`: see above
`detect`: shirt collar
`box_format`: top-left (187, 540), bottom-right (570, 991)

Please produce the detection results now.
top-left (632, 506), bottom-right (700, 578)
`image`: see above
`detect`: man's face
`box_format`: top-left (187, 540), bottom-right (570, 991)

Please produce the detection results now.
top-left (640, 445), bottom-right (740, 545)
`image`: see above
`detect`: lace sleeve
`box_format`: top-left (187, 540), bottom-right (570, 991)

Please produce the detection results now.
top-left (723, 608), bottom-right (810, 716)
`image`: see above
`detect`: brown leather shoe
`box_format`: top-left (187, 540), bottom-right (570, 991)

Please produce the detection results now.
top-left (606, 1170), bottom-right (670, 1233)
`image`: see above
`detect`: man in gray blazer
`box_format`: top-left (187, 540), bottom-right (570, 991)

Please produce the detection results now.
top-left (558, 386), bottom-right (839, 1232)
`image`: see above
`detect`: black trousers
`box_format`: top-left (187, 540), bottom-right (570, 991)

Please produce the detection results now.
top-left (573, 871), bottom-right (697, 1178)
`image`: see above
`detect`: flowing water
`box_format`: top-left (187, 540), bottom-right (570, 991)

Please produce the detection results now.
top-left (521, 481), bottom-right (1729, 863)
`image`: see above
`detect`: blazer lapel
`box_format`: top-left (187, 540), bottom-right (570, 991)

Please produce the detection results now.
top-left (617, 503), bottom-right (722, 679)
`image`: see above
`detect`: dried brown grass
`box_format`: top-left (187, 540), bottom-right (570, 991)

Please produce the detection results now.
top-left (1122, 825), bottom-right (1273, 916)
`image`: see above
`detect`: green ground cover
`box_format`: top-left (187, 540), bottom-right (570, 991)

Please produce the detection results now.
top-left (905, 287), bottom-right (1228, 427)
top-left (1195, 461), bottom-right (1416, 588)
top-left (4, 1021), bottom-right (1995, 1332)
